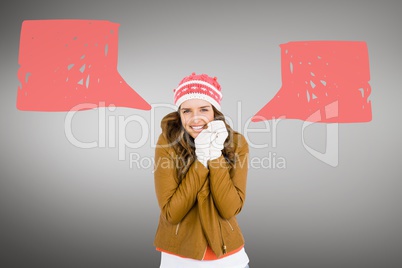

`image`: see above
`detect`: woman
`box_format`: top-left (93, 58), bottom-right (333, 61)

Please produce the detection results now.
top-left (153, 73), bottom-right (250, 268)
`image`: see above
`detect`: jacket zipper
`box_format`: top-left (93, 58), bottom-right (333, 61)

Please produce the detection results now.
top-left (218, 221), bottom-right (227, 254)
top-left (226, 219), bottom-right (234, 231)
top-left (220, 220), bottom-right (234, 254)
top-left (175, 223), bottom-right (180, 235)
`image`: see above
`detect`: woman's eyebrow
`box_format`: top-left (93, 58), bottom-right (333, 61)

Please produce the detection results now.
top-left (181, 106), bottom-right (210, 110)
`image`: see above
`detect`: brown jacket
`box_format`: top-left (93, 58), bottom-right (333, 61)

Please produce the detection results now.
top-left (153, 131), bottom-right (249, 260)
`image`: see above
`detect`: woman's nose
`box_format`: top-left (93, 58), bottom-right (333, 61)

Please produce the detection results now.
top-left (192, 117), bottom-right (200, 124)
top-left (192, 111), bottom-right (200, 120)
top-left (192, 113), bottom-right (206, 124)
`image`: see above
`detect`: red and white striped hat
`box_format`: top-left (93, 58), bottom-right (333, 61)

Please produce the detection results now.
top-left (174, 73), bottom-right (222, 111)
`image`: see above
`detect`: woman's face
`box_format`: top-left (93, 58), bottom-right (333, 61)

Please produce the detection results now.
top-left (179, 99), bottom-right (215, 139)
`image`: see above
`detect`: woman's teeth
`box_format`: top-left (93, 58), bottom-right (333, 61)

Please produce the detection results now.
top-left (191, 126), bottom-right (203, 130)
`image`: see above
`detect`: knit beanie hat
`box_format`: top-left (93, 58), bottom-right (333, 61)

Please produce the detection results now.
top-left (173, 73), bottom-right (222, 111)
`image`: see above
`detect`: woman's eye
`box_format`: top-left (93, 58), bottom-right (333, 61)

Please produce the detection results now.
top-left (182, 110), bottom-right (190, 114)
top-left (201, 108), bottom-right (209, 112)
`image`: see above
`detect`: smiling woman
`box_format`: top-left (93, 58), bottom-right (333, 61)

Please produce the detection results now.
top-left (153, 73), bottom-right (250, 268)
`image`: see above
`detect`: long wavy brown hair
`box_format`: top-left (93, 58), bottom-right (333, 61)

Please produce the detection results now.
top-left (161, 106), bottom-right (238, 182)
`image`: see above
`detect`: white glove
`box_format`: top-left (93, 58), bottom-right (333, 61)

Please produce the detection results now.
top-left (209, 120), bottom-right (228, 160)
top-left (194, 123), bottom-right (213, 167)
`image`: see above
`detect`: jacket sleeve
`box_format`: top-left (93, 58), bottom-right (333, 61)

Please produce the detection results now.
top-left (208, 134), bottom-right (249, 219)
top-left (154, 134), bottom-right (209, 225)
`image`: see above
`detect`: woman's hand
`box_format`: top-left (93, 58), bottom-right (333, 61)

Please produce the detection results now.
top-left (194, 123), bottom-right (213, 167)
top-left (209, 120), bottom-right (228, 160)
top-left (195, 120), bottom-right (228, 166)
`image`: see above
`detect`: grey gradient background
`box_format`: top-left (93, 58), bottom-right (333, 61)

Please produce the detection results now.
top-left (1, 0), bottom-right (401, 267)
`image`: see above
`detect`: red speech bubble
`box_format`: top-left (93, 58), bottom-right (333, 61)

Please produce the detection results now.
top-left (252, 41), bottom-right (372, 123)
top-left (17, 20), bottom-right (151, 111)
